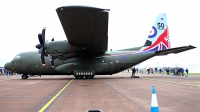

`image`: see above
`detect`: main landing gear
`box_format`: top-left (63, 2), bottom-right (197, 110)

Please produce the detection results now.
top-left (75, 75), bottom-right (84, 79)
top-left (74, 75), bottom-right (95, 79)
top-left (22, 74), bottom-right (29, 79)
top-left (85, 75), bottom-right (94, 79)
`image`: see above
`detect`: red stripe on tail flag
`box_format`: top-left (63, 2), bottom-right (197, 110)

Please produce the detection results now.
top-left (144, 27), bottom-right (170, 51)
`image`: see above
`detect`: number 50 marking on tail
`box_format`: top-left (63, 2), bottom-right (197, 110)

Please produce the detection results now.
top-left (157, 22), bottom-right (165, 30)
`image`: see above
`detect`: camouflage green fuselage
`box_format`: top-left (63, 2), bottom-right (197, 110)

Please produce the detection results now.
top-left (10, 51), bottom-right (156, 75)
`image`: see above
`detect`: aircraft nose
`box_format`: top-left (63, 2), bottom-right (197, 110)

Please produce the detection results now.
top-left (4, 62), bottom-right (12, 71)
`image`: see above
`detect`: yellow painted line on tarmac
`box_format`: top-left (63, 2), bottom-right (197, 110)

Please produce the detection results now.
top-left (39, 79), bottom-right (74, 112)
top-left (142, 78), bottom-right (200, 88)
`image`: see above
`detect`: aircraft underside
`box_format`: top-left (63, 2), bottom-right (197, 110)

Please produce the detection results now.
top-left (21, 74), bottom-right (96, 79)
top-left (21, 68), bottom-right (121, 79)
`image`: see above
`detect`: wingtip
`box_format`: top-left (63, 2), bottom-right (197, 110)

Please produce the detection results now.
top-left (189, 45), bottom-right (197, 48)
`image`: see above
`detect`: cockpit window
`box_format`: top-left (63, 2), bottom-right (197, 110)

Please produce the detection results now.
top-left (14, 54), bottom-right (21, 59)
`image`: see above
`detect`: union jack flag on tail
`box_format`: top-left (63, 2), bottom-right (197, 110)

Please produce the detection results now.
top-left (140, 13), bottom-right (171, 52)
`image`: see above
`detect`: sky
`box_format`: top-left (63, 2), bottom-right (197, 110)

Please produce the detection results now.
top-left (0, 0), bottom-right (200, 67)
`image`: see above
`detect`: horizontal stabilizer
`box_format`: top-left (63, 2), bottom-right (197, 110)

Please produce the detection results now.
top-left (155, 45), bottom-right (196, 56)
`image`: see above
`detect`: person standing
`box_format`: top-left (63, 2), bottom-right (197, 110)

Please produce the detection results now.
top-left (131, 67), bottom-right (136, 78)
top-left (181, 68), bottom-right (184, 76)
top-left (185, 68), bottom-right (189, 77)
top-left (170, 68), bottom-right (173, 75)
top-left (178, 68), bottom-right (181, 76)
top-left (159, 69), bottom-right (162, 74)
top-left (6, 70), bottom-right (10, 77)
top-left (147, 68), bottom-right (150, 74)
top-left (166, 68), bottom-right (169, 75)
top-left (175, 69), bottom-right (178, 76)
top-left (141, 68), bottom-right (143, 74)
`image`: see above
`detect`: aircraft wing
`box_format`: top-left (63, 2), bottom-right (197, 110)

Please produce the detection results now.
top-left (56, 6), bottom-right (109, 54)
top-left (155, 45), bottom-right (196, 56)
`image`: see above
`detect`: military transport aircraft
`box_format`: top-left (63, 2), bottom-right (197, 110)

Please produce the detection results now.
top-left (4, 6), bottom-right (196, 79)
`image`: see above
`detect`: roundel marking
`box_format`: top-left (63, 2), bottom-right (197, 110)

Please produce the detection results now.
top-left (148, 26), bottom-right (157, 38)
top-left (122, 56), bottom-right (126, 60)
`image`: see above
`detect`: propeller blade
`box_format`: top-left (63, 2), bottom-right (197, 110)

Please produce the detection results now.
top-left (36, 44), bottom-right (42, 49)
top-left (51, 59), bottom-right (55, 68)
top-left (41, 50), bottom-right (45, 66)
top-left (38, 47), bottom-right (43, 55)
top-left (42, 27), bottom-right (46, 42)
top-left (49, 55), bottom-right (54, 67)
top-left (38, 34), bottom-right (44, 45)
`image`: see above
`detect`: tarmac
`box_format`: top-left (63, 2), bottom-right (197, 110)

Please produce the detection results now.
top-left (0, 73), bottom-right (200, 112)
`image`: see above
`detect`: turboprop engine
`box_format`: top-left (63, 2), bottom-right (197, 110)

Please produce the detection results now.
top-left (35, 27), bottom-right (86, 67)
top-left (44, 40), bottom-right (84, 56)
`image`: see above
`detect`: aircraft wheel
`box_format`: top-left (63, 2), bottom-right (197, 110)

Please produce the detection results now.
top-left (85, 75), bottom-right (94, 79)
top-left (75, 75), bottom-right (83, 79)
top-left (22, 74), bottom-right (28, 79)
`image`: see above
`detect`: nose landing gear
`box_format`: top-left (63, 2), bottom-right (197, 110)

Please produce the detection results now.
top-left (22, 74), bottom-right (29, 79)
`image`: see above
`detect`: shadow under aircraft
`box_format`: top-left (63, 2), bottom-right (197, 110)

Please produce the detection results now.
top-left (4, 6), bottom-right (196, 79)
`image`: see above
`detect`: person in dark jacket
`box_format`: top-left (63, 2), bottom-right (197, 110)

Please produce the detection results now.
top-left (185, 68), bottom-right (188, 74)
top-left (131, 67), bottom-right (136, 78)
top-left (181, 68), bottom-right (184, 76)
top-left (166, 68), bottom-right (169, 75)
top-left (159, 69), bottom-right (162, 74)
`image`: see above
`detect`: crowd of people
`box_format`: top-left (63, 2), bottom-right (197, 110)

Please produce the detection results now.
top-left (124, 67), bottom-right (189, 76)
top-left (144, 67), bottom-right (189, 76)
top-left (0, 70), bottom-right (18, 77)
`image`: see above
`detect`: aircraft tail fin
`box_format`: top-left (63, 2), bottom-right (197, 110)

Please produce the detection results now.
top-left (140, 13), bottom-right (171, 52)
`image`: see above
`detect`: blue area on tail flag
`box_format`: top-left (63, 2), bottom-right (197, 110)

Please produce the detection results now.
top-left (162, 44), bottom-right (167, 50)
top-left (148, 46), bottom-right (159, 52)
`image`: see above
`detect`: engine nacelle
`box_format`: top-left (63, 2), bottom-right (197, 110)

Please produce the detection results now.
top-left (44, 40), bottom-right (86, 56)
